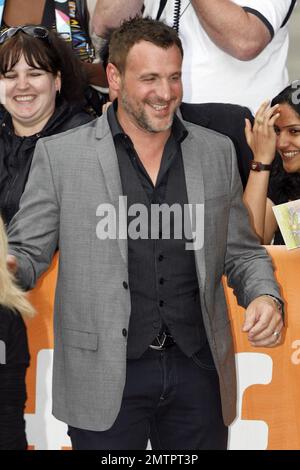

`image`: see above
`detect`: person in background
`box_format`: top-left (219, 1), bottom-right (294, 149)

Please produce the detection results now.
top-left (244, 83), bottom-right (300, 244)
top-left (93, 0), bottom-right (296, 112)
top-left (0, 26), bottom-right (93, 450)
top-left (0, 25), bottom-right (93, 226)
top-left (0, 0), bottom-right (107, 88)
top-left (0, 0), bottom-right (108, 114)
top-left (0, 216), bottom-right (35, 450)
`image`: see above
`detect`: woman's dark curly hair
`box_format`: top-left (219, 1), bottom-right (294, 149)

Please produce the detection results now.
top-left (0, 27), bottom-right (87, 104)
top-left (269, 83), bottom-right (300, 203)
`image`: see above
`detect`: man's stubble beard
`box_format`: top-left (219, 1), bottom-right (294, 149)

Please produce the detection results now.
top-left (120, 88), bottom-right (178, 134)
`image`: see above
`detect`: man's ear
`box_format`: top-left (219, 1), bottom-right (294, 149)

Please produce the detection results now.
top-left (106, 63), bottom-right (122, 93)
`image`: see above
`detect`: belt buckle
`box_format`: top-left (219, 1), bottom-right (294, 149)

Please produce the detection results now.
top-left (149, 332), bottom-right (168, 350)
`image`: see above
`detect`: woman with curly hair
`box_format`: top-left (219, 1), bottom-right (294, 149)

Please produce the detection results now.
top-left (244, 83), bottom-right (300, 244)
top-left (0, 216), bottom-right (35, 450)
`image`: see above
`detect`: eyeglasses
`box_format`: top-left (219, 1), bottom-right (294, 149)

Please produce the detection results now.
top-left (0, 25), bottom-right (49, 45)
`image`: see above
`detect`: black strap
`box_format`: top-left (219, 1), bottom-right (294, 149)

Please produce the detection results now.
top-left (156, 0), bottom-right (168, 20)
top-left (42, 0), bottom-right (55, 29)
top-left (281, 0), bottom-right (297, 28)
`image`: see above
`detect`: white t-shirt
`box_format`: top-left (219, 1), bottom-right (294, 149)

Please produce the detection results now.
top-left (143, 0), bottom-right (296, 112)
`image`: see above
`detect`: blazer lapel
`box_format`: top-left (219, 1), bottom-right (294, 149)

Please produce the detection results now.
top-left (181, 132), bottom-right (206, 292)
top-left (94, 114), bottom-right (207, 279)
top-left (95, 116), bottom-right (128, 266)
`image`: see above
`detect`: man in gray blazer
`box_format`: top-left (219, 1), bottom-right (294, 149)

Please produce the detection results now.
top-left (8, 17), bottom-right (283, 450)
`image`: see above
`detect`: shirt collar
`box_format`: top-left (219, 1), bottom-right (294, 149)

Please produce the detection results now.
top-left (107, 100), bottom-right (124, 139)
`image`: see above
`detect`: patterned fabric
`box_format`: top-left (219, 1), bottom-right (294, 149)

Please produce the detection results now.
top-left (54, 0), bottom-right (95, 62)
top-left (68, 0), bottom-right (95, 62)
top-left (0, 1), bottom-right (95, 63)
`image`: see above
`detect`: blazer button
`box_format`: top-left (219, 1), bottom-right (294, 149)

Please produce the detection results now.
top-left (122, 328), bottom-right (127, 338)
top-left (123, 281), bottom-right (128, 289)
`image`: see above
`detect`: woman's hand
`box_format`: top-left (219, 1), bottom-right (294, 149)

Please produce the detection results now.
top-left (245, 101), bottom-right (280, 164)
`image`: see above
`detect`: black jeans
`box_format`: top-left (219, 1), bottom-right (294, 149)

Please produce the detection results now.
top-left (68, 342), bottom-right (228, 450)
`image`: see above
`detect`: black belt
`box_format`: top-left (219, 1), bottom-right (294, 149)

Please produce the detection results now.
top-left (149, 332), bottom-right (176, 350)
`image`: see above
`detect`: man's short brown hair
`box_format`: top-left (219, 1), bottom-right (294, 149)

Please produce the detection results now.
top-left (108, 16), bottom-right (183, 74)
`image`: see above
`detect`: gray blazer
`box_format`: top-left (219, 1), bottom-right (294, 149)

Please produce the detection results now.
top-left (8, 114), bottom-right (281, 431)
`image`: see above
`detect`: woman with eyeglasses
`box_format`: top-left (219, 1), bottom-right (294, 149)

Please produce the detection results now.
top-left (0, 26), bottom-right (93, 227)
top-left (0, 0), bottom-right (107, 86)
top-left (0, 0), bottom-right (108, 115)
top-left (244, 84), bottom-right (300, 245)
top-left (0, 27), bottom-right (93, 450)
top-left (0, 216), bottom-right (35, 450)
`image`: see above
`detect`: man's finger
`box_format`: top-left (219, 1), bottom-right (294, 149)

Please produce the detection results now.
top-left (250, 332), bottom-right (282, 348)
top-left (242, 311), bottom-right (257, 332)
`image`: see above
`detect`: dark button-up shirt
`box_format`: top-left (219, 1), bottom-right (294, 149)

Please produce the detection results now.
top-left (107, 103), bottom-right (206, 358)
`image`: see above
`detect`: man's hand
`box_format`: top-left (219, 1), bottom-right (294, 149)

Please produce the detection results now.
top-left (242, 295), bottom-right (283, 347)
top-left (7, 254), bottom-right (18, 275)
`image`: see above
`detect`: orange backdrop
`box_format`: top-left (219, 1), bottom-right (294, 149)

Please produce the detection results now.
top-left (25, 247), bottom-right (300, 449)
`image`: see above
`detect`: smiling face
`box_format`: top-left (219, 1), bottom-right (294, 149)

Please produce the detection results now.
top-left (0, 54), bottom-right (61, 136)
top-left (108, 41), bottom-right (183, 136)
top-left (275, 103), bottom-right (300, 173)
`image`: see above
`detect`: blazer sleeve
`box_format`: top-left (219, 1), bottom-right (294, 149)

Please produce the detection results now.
top-left (8, 139), bottom-right (60, 291)
top-left (223, 138), bottom-right (282, 307)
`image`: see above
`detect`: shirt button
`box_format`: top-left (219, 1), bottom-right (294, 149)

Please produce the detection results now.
top-left (158, 254), bottom-right (164, 262)
top-left (123, 281), bottom-right (128, 289)
top-left (122, 328), bottom-right (127, 337)
top-left (159, 278), bottom-right (164, 285)
top-left (159, 300), bottom-right (164, 307)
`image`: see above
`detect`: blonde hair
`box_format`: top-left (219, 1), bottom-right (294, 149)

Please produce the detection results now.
top-left (0, 217), bottom-right (35, 318)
